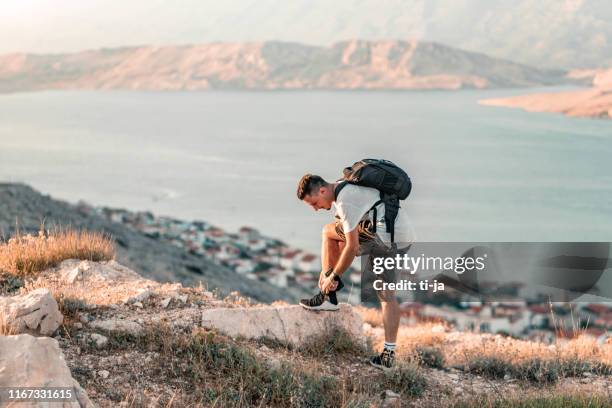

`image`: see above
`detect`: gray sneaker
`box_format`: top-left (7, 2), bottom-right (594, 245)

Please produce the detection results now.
top-left (299, 292), bottom-right (339, 311)
top-left (370, 349), bottom-right (395, 370)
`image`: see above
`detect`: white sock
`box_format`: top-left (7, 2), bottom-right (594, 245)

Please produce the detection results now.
top-left (384, 342), bottom-right (396, 352)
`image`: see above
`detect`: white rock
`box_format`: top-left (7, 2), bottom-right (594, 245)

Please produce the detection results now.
top-left (89, 319), bottom-right (144, 336)
top-left (266, 357), bottom-right (282, 370)
top-left (133, 301), bottom-right (143, 309)
top-left (177, 295), bottom-right (188, 304)
top-left (73, 322), bottom-right (83, 329)
top-left (382, 389), bottom-right (401, 407)
top-left (0, 334), bottom-right (94, 407)
top-left (0, 288), bottom-right (63, 336)
top-left (58, 259), bottom-right (142, 284)
top-left (201, 304), bottom-right (363, 347)
top-left (56, 259), bottom-right (142, 283)
top-left (160, 298), bottom-right (172, 308)
top-left (87, 333), bottom-right (108, 348)
top-left (98, 370), bottom-right (110, 379)
top-left (123, 288), bottom-right (152, 304)
top-left (383, 390), bottom-right (400, 398)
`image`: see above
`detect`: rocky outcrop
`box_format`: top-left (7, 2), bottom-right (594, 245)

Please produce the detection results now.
top-left (0, 334), bottom-right (93, 407)
top-left (89, 319), bottom-right (144, 336)
top-left (36, 259), bottom-right (160, 307)
top-left (201, 304), bottom-right (363, 346)
top-left (0, 40), bottom-right (575, 93)
top-left (480, 68), bottom-right (612, 119)
top-left (0, 288), bottom-right (62, 335)
top-left (29, 259), bottom-right (214, 311)
top-left (60, 259), bottom-right (143, 285)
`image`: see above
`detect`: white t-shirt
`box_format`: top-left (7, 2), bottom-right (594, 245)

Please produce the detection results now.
top-left (333, 184), bottom-right (416, 245)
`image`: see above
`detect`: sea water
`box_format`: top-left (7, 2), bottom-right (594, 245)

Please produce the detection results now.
top-left (1, 88), bottom-right (611, 253)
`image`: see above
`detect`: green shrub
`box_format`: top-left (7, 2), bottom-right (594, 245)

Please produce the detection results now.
top-left (0, 274), bottom-right (23, 295)
top-left (513, 358), bottom-right (559, 384)
top-left (465, 356), bottom-right (512, 379)
top-left (299, 324), bottom-right (364, 357)
top-left (416, 346), bottom-right (445, 369)
top-left (383, 363), bottom-right (427, 397)
top-left (107, 323), bottom-right (340, 407)
top-left (56, 295), bottom-right (88, 318)
top-left (556, 358), bottom-right (612, 377)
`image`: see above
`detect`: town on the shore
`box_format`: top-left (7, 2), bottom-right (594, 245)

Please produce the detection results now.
top-left (88, 204), bottom-right (611, 344)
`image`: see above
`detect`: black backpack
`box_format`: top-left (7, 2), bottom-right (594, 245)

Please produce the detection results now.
top-left (334, 159), bottom-right (412, 243)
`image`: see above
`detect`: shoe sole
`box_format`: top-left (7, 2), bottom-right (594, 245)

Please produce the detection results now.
top-left (299, 303), bottom-right (339, 311)
top-left (369, 360), bottom-right (393, 371)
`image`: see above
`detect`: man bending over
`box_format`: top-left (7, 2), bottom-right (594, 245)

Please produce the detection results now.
top-left (296, 173), bottom-right (414, 370)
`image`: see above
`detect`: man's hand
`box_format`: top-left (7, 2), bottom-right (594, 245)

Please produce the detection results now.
top-left (320, 273), bottom-right (338, 294)
top-left (318, 270), bottom-right (326, 290)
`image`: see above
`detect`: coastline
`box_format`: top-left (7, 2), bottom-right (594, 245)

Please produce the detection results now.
top-left (479, 69), bottom-right (612, 120)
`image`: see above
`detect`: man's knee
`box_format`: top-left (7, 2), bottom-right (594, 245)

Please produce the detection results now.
top-left (321, 222), bottom-right (337, 239)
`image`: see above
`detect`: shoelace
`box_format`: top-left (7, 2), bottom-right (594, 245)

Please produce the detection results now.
top-left (310, 292), bottom-right (325, 306)
top-left (381, 349), bottom-right (394, 363)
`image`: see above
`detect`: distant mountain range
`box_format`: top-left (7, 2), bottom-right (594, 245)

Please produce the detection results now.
top-left (195, 0), bottom-right (611, 70)
top-left (6, 1), bottom-right (610, 70)
top-left (0, 40), bottom-right (581, 93)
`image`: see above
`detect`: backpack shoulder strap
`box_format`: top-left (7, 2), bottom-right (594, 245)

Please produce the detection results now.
top-left (333, 181), bottom-right (349, 201)
top-left (369, 198), bottom-right (383, 234)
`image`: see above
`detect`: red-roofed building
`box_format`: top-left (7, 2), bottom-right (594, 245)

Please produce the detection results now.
top-left (529, 305), bottom-right (551, 329)
top-left (594, 312), bottom-right (612, 329)
top-left (238, 226), bottom-right (260, 241)
top-left (583, 304), bottom-right (612, 315)
top-left (298, 253), bottom-right (319, 273)
top-left (280, 250), bottom-right (301, 270)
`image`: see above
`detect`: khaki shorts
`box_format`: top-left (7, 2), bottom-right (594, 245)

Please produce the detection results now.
top-left (334, 219), bottom-right (398, 303)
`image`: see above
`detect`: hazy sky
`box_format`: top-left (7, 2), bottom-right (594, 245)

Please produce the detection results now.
top-left (2, 0), bottom-right (610, 69)
top-left (0, 0), bottom-right (246, 54)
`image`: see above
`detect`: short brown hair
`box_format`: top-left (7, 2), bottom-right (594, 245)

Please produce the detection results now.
top-left (297, 174), bottom-right (328, 200)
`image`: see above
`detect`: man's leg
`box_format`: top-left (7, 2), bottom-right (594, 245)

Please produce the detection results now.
top-left (380, 291), bottom-right (400, 343)
top-left (368, 245), bottom-right (400, 369)
top-left (300, 222), bottom-right (345, 311)
top-left (319, 222), bottom-right (344, 290)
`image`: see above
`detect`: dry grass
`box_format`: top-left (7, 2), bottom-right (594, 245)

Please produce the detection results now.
top-left (359, 304), bottom-right (612, 384)
top-left (299, 322), bottom-right (367, 357)
top-left (450, 393), bottom-right (612, 408)
top-left (355, 305), bottom-right (384, 327)
top-left (0, 311), bottom-right (17, 336)
top-left (0, 228), bottom-right (115, 278)
top-left (443, 331), bottom-right (612, 369)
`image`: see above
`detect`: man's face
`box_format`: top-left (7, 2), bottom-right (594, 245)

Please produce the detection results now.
top-left (303, 188), bottom-right (332, 211)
